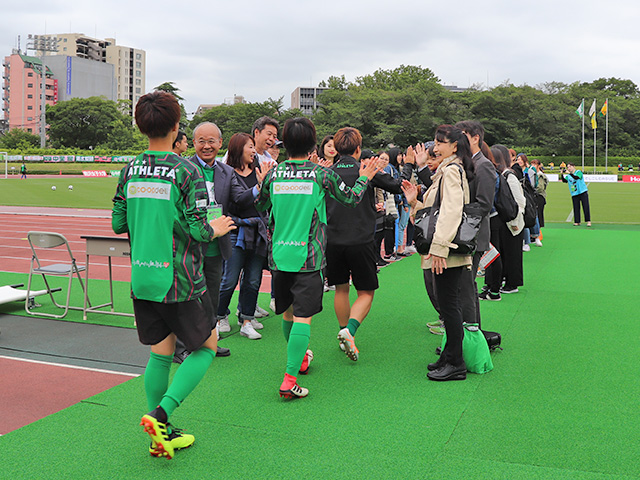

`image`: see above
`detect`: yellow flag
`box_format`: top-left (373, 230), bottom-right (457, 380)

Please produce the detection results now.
top-left (600, 100), bottom-right (608, 117)
top-left (591, 114), bottom-right (597, 129)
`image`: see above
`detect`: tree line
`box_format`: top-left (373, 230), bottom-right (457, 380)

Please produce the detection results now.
top-left (2, 67), bottom-right (639, 160)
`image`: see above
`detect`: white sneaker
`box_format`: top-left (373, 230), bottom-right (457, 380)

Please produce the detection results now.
top-left (218, 316), bottom-right (231, 333)
top-left (240, 322), bottom-right (262, 340)
top-left (534, 238), bottom-right (543, 247)
top-left (269, 298), bottom-right (276, 313)
top-left (522, 244), bottom-right (531, 252)
top-left (237, 318), bottom-right (264, 330)
top-left (255, 305), bottom-right (269, 318)
top-left (405, 245), bottom-right (417, 254)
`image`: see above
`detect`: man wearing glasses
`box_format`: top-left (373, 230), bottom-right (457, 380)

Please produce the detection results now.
top-left (173, 122), bottom-right (268, 362)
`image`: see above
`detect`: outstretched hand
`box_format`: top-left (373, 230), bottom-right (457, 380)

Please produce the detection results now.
top-left (414, 143), bottom-right (428, 168)
top-left (401, 180), bottom-right (418, 206)
top-left (210, 215), bottom-right (236, 238)
top-left (318, 158), bottom-right (333, 168)
top-left (359, 156), bottom-right (385, 180)
top-left (256, 161), bottom-right (275, 184)
top-left (309, 151), bottom-right (319, 164)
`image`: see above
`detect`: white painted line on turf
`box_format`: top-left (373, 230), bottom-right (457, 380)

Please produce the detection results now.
top-left (0, 355), bottom-right (140, 377)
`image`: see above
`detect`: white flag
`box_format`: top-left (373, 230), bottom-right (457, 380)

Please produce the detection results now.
top-left (589, 99), bottom-right (597, 117)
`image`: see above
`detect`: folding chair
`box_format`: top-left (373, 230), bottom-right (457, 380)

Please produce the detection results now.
top-left (26, 231), bottom-right (90, 319)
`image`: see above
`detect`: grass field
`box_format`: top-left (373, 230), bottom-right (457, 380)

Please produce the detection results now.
top-left (2, 176), bottom-right (640, 224)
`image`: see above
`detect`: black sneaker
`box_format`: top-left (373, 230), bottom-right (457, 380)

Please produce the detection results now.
top-left (478, 290), bottom-right (501, 301)
top-left (500, 286), bottom-right (519, 294)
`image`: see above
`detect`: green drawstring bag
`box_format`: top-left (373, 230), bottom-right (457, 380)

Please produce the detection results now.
top-left (441, 323), bottom-right (494, 374)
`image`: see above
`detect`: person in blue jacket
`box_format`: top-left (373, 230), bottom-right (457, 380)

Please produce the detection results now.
top-left (560, 163), bottom-right (591, 226)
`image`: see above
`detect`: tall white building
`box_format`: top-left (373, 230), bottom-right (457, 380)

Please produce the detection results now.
top-left (36, 33), bottom-right (145, 115)
top-left (291, 87), bottom-right (327, 116)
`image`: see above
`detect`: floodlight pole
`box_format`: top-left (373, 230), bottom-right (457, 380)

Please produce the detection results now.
top-left (26, 35), bottom-right (60, 148)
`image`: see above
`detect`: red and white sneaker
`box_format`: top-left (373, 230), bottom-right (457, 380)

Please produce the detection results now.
top-left (338, 328), bottom-right (359, 361)
top-left (279, 383), bottom-right (309, 399)
top-left (299, 349), bottom-right (314, 375)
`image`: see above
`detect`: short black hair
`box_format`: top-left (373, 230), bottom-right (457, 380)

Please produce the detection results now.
top-left (135, 91), bottom-right (181, 138)
top-left (173, 130), bottom-right (186, 149)
top-left (455, 120), bottom-right (485, 145)
top-left (282, 118), bottom-right (317, 158)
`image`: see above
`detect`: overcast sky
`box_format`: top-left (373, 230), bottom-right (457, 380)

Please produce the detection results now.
top-left (2, 0), bottom-right (640, 116)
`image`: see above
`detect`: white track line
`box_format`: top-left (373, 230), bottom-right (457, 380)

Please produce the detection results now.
top-left (0, 355), bottom-right (139, 377)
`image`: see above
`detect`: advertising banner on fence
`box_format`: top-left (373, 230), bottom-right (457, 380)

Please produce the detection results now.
top-left (76, 156), bottom-right (94, 162)
top-left (82, 170), bottom-right (108, 177)
top-left (43, 155), bottom-right (75, 163)
top-left (583, 174), bottom-right (618, 183)
top-left (24, 156), bottom-right (43, 162)
top-left (622, 175), bottom-right (640, 183)
top-left (112, 156), bottom-right (135, 163)
top-left (110, 170), bottom-right (123, 177)
top-left (94, 156), bottom-right (113, 163)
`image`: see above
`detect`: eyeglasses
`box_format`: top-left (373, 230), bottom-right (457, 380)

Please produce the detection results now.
top-left (196, 139), bottom-right (220, 146)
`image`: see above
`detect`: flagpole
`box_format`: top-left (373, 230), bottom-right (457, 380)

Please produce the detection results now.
top-left (581, 98), bottom-right (585, 170)
top-left (605, 98), bottom-right (609, 173)
top-left (593, 119), bottom-right (596, 173)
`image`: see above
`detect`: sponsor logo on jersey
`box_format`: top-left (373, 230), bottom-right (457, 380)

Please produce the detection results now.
top-left (127, 181), bottom-right (171, 200)
top-left (132, 259), bottom-right (171, 268)
top-left (273, 182), bottom-right (313, 195)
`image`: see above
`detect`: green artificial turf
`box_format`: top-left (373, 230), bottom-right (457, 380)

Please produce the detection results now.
top-left (1, 224), bottom-right (640, 479)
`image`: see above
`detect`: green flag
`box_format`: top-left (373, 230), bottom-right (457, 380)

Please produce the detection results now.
top-left (575, 100), bottom-right (584, 119)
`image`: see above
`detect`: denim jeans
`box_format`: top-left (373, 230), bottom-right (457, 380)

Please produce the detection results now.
top-left (395, 207), bottom-right (410, 250)
top-left (217, 239), bottom-right (265, 321)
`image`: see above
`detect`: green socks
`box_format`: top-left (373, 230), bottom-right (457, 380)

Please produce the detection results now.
top-left (158, 347), bottom-right (216, 418)
top-left (347, 318), bottom-right (361, 337)
top-left (285, 322), bottom-right (311, 377)
top-left (144, 352), bottom-right (173, 412)
top-left (282, 319), bottom-right (293, 341)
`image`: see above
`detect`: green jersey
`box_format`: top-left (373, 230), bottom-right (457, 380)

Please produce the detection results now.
top-left (112, 151), bottom-right (215, 303)
top-left (256, 159), bottom-right (370, 272)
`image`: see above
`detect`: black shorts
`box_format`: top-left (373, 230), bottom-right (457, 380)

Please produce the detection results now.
top-left (272, 270), bottom-right (323, 318)
top-left (133, 296), bottom-right (213, 352)
top-left (325, 242), bottom-right (379, 291)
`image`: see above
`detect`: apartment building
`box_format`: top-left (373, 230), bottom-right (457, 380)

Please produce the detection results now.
top-left (2, 51), bottom-right (57, 133)
top-left (37, 33), bottom-right (145, 115)
top-left (291, 87), bottom-right (327, 116)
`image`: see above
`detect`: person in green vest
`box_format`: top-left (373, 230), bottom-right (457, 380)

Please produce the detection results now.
top-left (112, 91), bottom-right (236, 460)
top-left (255, 117), bottom-right (384, 399)
top-left (20, 163), bottom-right (27, 179)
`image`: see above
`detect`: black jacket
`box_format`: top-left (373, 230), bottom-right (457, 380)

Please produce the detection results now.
top-left (326, 156), bottom-right (412, 246)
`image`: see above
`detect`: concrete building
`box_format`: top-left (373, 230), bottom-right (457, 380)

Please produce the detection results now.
top-left (291, 87), bottom-right (327, 115)
top-left (2, 51), bottom-right (57, 133)
top-left (45, 55), bottom-right (116, 102)
top-left (35, 33), bottom-right (145, 115)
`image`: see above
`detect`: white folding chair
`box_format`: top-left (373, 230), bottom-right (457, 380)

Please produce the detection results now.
top-left (26, 231), bottom-right (90, 319)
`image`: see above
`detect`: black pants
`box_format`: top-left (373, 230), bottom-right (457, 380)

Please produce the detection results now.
top-left (572, 192), bottom-right (591, 224)
top-left (175, 255), bottom-right (223, 353)
top-left (500, 224), bottom-right (524, 288)
top-left (535, 194), bottom-right (546, 228)
top-left (433, 266), bottom-right (465, 367)
top-left (423, 269), bottom-right (442, 321)
top-left (485, 215), bottom-right (504, 293)
top-left (460, 251), bottom-right (483, 328)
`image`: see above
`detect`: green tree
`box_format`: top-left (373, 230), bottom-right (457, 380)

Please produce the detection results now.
top-left (46, 96), bottom-right (138, 149)
top-left (0, 128), bottom-right (41, 149)
top-left (155, 81), bottom-right (187, 127)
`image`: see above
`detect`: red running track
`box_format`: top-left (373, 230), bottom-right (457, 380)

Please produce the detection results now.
top-left (0, 206), bottom-right (271, 291)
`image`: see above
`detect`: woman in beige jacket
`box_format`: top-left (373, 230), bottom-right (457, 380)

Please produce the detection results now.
top-left (404, 125), bottom-right (475, 381)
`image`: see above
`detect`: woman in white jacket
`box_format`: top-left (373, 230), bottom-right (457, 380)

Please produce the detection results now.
top-left (494, 145), bottom-right (525, 293)
top-left (404, 125), bottom-right (475, 381)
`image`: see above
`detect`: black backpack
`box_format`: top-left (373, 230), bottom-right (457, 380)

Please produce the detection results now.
top-left (495, 172), bottom-right (518, 223)
top-left (520, 174), bottom-right (538, 228)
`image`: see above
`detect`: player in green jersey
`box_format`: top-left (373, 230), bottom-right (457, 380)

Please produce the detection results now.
top-left (112, 91), bottom-right (235, 459)
top-left (255, 117), bottom-right (384, 399)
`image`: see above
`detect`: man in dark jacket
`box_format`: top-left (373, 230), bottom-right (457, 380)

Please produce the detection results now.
top-left (455, 121), bottom-right (497, 327)
top-left (326, 128), bottom-right (413, 361)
